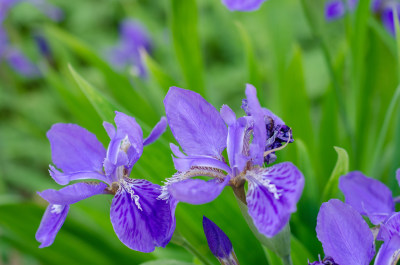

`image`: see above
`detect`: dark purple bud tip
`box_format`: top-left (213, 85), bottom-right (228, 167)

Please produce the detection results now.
top-left (308, 256), bottom-right (338, 265)
top-left (203, 216), bottom-right (237, 264)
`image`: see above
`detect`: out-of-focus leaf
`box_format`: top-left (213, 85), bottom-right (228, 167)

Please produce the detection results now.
top-left (170, 0), bottom-right (204, 94)
top-left (321, 147), bottom-right (349, 202)
top-left (140, 260), bottom-right (196, 265)
top-left (291, 235), bottom-right (314, 265)
top-left (68, 64), bottom-right (116, 123)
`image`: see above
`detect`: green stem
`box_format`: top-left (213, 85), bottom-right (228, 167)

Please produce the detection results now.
top-left (299, 0), bottom-right (355, 150)
top-left (370, 84), bottom-right (400, 177)
top-left (171, 232), bottom-right (214, 265)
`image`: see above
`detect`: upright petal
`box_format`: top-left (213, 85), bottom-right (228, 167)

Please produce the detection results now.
top-left (316, 199), bottom-right (375, 265)
top-left (374, 234), bottom-right (400, 265)
top-left (226, 116), bottom-right (248, 174)
top-left (244, 84), bottom-right (266, 166)
top-left (143, 117), bottom-right (167, 146)
top-left (164, 87), bottom-right (227, 159)
top-left (167, 177), bottom-right (230, 205)
top-left (325, 0), bottom-right (346, 21)
top-left (105, 112), bottom-right (143, 176)
top-left (377, 212), bottom-right (400, 242)
top-left (339, 171), bottom-right (394, 225)
top-left (35, 204), bottom-right (70, 248)
top-left (203, 216), bottom-right (239, 265)
top-left (47, 123), bottom-right (106, 175)
top-left (38, 182), bottom-right (107, 205)
top-left (382, 5), bottom-right (400, 36)
top-left (110, 178), bottom-right (175, 252)
top-left (245, 162), bottom-right (304, 237)
top-left (222, 0), bottom-right (266, 11)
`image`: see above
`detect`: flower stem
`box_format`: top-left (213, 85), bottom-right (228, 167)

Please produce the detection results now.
top-left (171, 232), bottom-right (214, 265)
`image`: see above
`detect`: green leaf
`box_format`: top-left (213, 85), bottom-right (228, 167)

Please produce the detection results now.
top-left (321, 147), bottom-right (349, 202)
top-left (68, 64), bottom-right (116, 123)
top-left (140, 260), bottom-right (196, 265)
top-left (170, 0), bottom-right (204, 94)
top-left (291, 235), bottom-right (314, 265)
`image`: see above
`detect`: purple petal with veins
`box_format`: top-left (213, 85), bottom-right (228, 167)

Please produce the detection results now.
top-left (245, 162), bottom-right (304, 237)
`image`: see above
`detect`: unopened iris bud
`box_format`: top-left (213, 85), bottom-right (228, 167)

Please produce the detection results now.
top-left (202, 216), bottom-right (239, 265)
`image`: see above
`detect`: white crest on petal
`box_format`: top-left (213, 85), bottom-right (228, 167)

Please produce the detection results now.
top-left (119, 178), bottom-right (143, 211)
top-left (247, 170), bottom-right (282, 200)
top-left (50, 204), bottom-right (63, 214)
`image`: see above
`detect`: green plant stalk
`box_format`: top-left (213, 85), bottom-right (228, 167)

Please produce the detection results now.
top-left (299, 0), bottom-right (355, 151)
top-left (171, 232), bottom-right (214, 265)
top-left (235, 196), bottom-right (293, 265)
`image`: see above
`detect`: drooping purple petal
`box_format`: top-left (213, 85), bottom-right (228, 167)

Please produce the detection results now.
top-left (245, 162), bottom-right (304, 237)
top-left (339, 171), bottom-right (394, 225)
top-left (316, 199), bottom-right (375, 265)
top-left (143, 117), bottom-right (167, 146)
top-left (325, 0), bottom-right (346, 21)
top-left (47, 123), bottom-right (107, 184)
top-left (374, 234), bottom-right (400, 265)
top-left (164, 87), bottom-right (228, 159)
top-left (377, 212), bottom-right (400, 242)
top-left (105, 111), bottom-right (143, 177)
top-left (49, 166), bottom-right (111, 186)
top-left (38, 182), bottom-right (107, 205)
top-left (244, 84), bottom-right (266, 166)
top-left (167, 177), bottom-right (230, 205)
top-left (381, 4), bottom-right (400, 36)
top-left (172, 155), bottom-right (231, 173)
top-left (221, 0), bottom-right (266, 12)
top-left (203, 216), bottom-right (238, 264)
top-left (5, 48), bottom-right (41, 77)
top-left (35, 204), bottom-right (69, 248)
top-left (110, 178), bottom-right (175, 252)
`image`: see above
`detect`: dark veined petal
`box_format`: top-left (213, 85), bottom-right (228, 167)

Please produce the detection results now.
top-left (245, 162), bottom-right (304, 237)
top-left (203, 216), bottom-right (238, 265)
top-left (339, 171), bottom-right (394, 225)
top-left (374, 234), bottom-right (400, 265)
top-left (325, 0), bottom-right (345, 21)
top-left (244, 84), bottom-right (266, 166)
top-left (110, 178), bottom-right (175, 252)
top-left (35, 204), bottom-right (70, 248)
top-left (47, 123), bottom-right (107, 181)
top-left (377, 212), bottom-right (400, 242)
top-left (168, 177), bottom-right (230, 205)
top-left (316, 199), bottom-right (375, 265)
top-left (38, 182), bottom-right (107, 205)
top-left (221, 0), bottom-right (266, 11)
top-left (164, 87), bottom-right (227, 159)
top-left (49, 166), bottom-right (111, 185)
top-left (143, 117), bottom-right (167, 146)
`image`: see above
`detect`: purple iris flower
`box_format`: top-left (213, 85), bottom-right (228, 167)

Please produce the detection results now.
top-left (105, 19), bottom-right (152, 78)
top-left (325, 0), bottom-right (400, 36)
top-left (203, 216), bottom-right (239, 265)
top-left (339, 170), bottom-right (400, 264)
top-left (159, 84), bottom-right (304, 238)
top-left (221, 0), bottom-right (267, 12)
top-left (310, 199), bottom-right (375, 265)
top-left (36, 111), bottom-right (176, 252)
top-left (0, 0), bottom-right (62, 77)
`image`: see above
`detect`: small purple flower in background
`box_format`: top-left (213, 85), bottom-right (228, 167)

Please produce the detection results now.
top-left (0, 0), bottom-right (63, 77)
top-left (311, 199), bottom-right (375, 265)
top-left (105, 19), bottom-right (152, 78)
top-left (203, 216), bottom-right (239, 265)
top-left (221, 0), bottom-right (267, 12)
top-left (159, 84), bottom-right (304, 238)
top-left (36, 111), bottom-right (176, 252)
top-left (324, 0), bottom-right (400, 36)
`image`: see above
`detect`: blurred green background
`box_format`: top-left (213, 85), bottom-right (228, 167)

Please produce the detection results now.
top-left (1, 0), bottom-right (400, 264)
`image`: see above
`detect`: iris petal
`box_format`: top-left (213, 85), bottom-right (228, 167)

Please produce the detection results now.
top-left (143, 117), bottom-right (167, 146)
top-left (245, 162), bottom-right (304, 237)
top-left (110, 178), bottom-right (175, 252)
